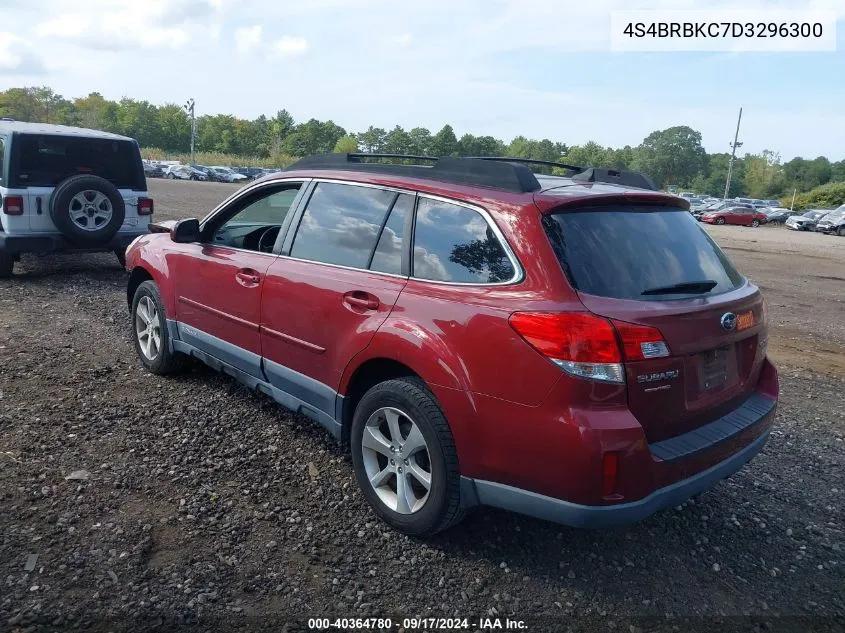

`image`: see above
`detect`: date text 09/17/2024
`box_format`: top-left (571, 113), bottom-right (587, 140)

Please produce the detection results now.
top-left (307, 617), bottom-right (528, 630)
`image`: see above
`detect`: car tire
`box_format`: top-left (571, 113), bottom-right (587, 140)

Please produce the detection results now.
top-left (167, 173), bottom-right (175, 179)
top-left (716, 217), bottom-right (726, 225)
top-left (0, 251), bottom-right (14, 278)
top-left (131, 280), bottom-right (186, 375)
top-left (838, 227), bottom-right (845, 237)
top-left (751, 219), bottom-right (760, 227)
top-left (49, 175), bottom-right (126, 246)
top-left (350, 377), bottom-right (464, 537)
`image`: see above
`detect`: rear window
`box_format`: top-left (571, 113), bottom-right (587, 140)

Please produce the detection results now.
top-left (543, 206), bottom-right (744, 301)
top-left (11, 134), bottom-right (145, 190)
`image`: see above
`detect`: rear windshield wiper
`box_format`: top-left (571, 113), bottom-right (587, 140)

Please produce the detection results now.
top-left (641, 280), bottom-right (718, 296)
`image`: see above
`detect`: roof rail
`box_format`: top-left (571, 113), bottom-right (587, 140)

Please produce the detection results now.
top-left (286, 153), bottom-right (543, 193)
top-left (284, 153), bottom-right (659, 193)
top-left (570, 167), bottom-right (658, 191)
top-left (466, 156), bottom-right (584, 172)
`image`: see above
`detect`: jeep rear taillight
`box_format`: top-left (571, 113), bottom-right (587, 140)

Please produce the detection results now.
top-left (2, 195), bottom-right (23, 215)
top-left (508, 312), bottom-right (670, 384)
top-left (138, 198), bottom-right (154, 216)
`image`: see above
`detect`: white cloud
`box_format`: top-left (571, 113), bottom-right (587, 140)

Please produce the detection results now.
top-left (0, 32), bottom-right (46, 75)
top-left (383, 33), bottom-right (412, 47)
top-left (273, 35), bottom-right (309, 57)
top-left (235, 25), bottom-right (263, 55)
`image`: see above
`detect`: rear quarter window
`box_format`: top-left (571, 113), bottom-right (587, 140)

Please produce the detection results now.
top-left (543, 206), bottom-right (745, 301)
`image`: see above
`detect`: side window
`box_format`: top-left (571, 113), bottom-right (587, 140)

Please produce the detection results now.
top-left (369, 194), bottom-right (413, 275)
top-left (290, 182), bottom-right (395, 268)
top-left (211, 185), bottom-right (301, 253)
top-left (412, 197), bottom-right (516, 284)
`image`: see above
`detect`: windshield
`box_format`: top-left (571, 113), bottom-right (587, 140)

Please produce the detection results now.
top-left (543, 206), bottom-right (744, 301)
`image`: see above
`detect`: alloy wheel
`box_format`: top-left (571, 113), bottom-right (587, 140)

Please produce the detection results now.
top-left (361, 407), bottom-right (432, 514)
top-left (135, 296), bottom-right (162, 361)
top-left (69, 190), bottom-right (113, 231)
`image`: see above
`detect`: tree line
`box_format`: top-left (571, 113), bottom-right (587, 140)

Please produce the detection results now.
top-left (2, 86), bottom-right (844, 203)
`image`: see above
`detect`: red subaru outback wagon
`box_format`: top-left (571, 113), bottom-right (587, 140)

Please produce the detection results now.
top-left (125, 154), bottom-right (778, 536)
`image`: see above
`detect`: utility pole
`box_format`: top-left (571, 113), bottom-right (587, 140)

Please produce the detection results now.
top-left (723, 107), bottom-right (743, 200)
top-left (183, 98), bottom-right (196, 165)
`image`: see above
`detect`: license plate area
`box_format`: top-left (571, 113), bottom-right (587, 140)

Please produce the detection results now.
top-left (697, 346), bottom-right (738, 394)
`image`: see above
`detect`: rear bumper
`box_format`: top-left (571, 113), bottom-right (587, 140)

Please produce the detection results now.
top-left (0, 230), bottom-right (148, 255)
top-left (463, 428), bottom-right (770, 528)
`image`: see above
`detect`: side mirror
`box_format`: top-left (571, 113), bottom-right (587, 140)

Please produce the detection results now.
top-left (170, 218), bottom-right (200, 243)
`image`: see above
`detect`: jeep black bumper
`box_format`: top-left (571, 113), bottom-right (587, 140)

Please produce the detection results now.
top-left (0, 231), bottom-right (147, 255)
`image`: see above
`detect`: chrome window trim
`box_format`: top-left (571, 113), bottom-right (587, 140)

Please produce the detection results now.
top-left (199, 243), bottom-right (280, 259)
top-left (276, 177), bottom-right (525, 287)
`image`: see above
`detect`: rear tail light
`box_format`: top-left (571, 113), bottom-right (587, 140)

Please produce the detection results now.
top-left (138, 198), bottom-right (154, 216)
top-left (612, 320), bottom-right (670, 361)
top-left (2, 195), bottom-right (23, 215)
top-left (508, 312), bottom-right (670, 384)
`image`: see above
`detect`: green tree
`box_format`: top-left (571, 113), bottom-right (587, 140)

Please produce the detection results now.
top-left (74, 92), bottom-right (119, 132)
top-left (383, 126), bottom-right (413, 155)
top-left (357, 126), bottom-right (387, 153)
top-left (744, 150), bottom-right (784, 199)
top-left (407, 127), bottom-right (432, 155)
top-left (333, 134), bottom-right (359, 153)
top-left (632, 126), bottom-right (706, 188)
top-left (430, 124), bottom-right (458, 157)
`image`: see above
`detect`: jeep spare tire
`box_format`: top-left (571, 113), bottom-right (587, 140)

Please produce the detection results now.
top-left (49, 175), bottom-right (126, 245)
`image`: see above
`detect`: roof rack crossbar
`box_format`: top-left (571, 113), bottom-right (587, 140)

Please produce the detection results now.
top-left (466, 156), bottom-right (585, 172)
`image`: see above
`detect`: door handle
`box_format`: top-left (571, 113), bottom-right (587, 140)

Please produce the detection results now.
top-left (342, 291), bottom-right (380, 311)
top-left (235, 269), bottom-right (261, 287)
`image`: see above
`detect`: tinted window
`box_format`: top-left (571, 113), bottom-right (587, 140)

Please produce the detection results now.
top-left (370, 193), bottom-right (413, 275)
top-left (291, 183), bottom-right (395, 268)
top-left (12, 134), bottom-right (145, 189)
top-left (544, 207), bottom-right (744, 301)
top-left (412, 198), bottom-right (515, 283)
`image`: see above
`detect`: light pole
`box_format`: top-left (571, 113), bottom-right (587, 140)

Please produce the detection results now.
top-left (723, 107), bottom-right (743, 200)
top-left (183, 98), bottom-right (196, 165)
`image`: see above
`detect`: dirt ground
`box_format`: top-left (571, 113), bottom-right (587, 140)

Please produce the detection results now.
top-left (1, 179), bottom-right (843, 632)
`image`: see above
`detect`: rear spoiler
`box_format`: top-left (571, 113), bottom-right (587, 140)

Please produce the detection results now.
top-left (570, 168), bottom-right (658, 191)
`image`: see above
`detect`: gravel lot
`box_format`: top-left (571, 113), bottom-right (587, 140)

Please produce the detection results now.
top-left (1, 179), bottom-right (843, 632)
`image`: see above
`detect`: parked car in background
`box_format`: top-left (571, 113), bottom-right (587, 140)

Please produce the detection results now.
top-left (761, 200), bottom-right (781, 208)
top-left (764, 208), bottom-right (800, 224)
top-left (0, 120), bottom-right (153, 276)
top-left (143, 161), bottom-right (164, 179)
top-left (209, 166), bottom-right (248, 183)
top-left (165, 164), bottom-right (208, 181)
top-left (816, 206), bottom-right (845, 236)
top-left (125, 153), bottom-right (777, 536)
top-left (235, 167), bottom-right (265, 180)
top-left (701, 205), bottom-right (768, 227)
top-left (785, 210), bottom-right (828, 231)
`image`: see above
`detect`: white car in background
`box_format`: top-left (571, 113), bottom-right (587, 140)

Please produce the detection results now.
top-left (209, 166), bottom-right (248, 183)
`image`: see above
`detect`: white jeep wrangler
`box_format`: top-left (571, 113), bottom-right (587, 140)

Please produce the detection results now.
top-left (0, 120), bottom-right (153, 277)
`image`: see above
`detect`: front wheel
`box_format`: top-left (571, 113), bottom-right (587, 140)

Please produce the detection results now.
top-left (751, 219), bottom-right (760, 227)
top-left (131, 280), bottom-right (185, 375)
top-left (716, 217), bottom-right (726, 225)
top-left (350, 377), bottom-right (463, 536)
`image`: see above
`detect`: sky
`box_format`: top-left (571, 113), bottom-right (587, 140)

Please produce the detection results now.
top-left (1, 0), bottom-right (844, 161)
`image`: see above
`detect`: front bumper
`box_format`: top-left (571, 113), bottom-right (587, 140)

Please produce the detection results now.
top-left (0, 230), bottom-right (149, 255)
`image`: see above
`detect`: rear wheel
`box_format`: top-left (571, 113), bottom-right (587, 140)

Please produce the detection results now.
top-left (131, 280), bottom-right (185, 375)
top-left (0, 251), bottom-right (14, 278)
top-left (716, 217), bottom-right (726, 225)
top-left (350, 377), bottom-right (463, 536)
top-left (838, 227), bottom-right (845, 237)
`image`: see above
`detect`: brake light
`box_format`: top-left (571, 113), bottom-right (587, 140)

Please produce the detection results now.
top-left (137, 198), bottom-right (154, 216)
top-left (612, 320), bottom-right (670, 361)
top-left (509, 312), bottom-right (624, 383)
top-left (2, 195), bottom-right (23, 215)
